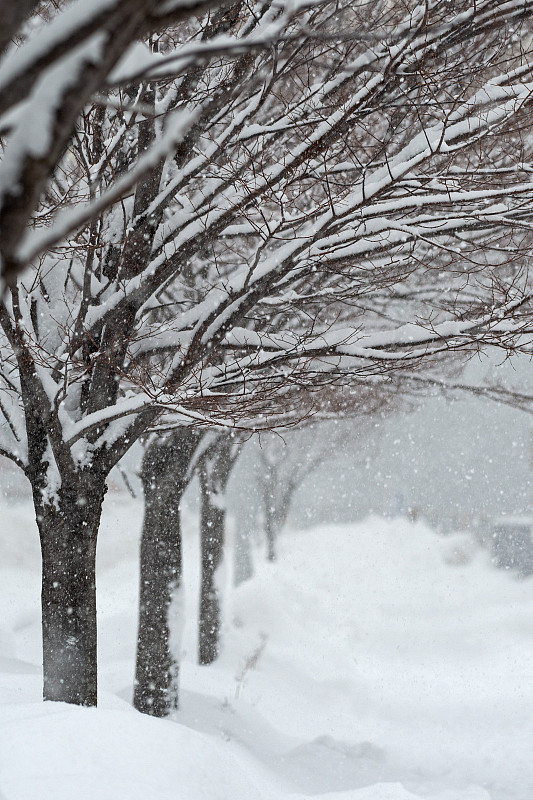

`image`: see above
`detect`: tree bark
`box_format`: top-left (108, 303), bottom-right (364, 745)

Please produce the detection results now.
top-left (199, 471), bottom-right (225, 665)
top-left (36, 475), bottom-right (107, 706)
top-left (134, 429), bottom-right (201, 717)
top-left (198, 434), bottom-right (240, 665)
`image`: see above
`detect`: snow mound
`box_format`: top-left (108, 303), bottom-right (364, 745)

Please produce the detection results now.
top-left (1, 503), bottom-right (533, 800)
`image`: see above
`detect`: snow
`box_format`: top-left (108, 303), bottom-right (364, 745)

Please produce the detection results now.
top-left (18, 106), bottom-right (199, 264)
top-left (0, 34), bottom-right (105, 204)
top-left (1, 496), bottom-right (533, 800)
top-left (0, 0), bottom-right (118, 95)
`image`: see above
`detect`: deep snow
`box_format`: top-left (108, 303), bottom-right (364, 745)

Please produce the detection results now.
top-left (1, 493), bottom-right (533, 800)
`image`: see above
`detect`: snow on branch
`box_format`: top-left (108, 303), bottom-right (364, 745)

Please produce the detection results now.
top-left (2, 0), bottom-right (533, 477)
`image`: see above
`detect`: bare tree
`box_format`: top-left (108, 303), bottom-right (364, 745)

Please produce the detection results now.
top-left (256, 426), bottom-right (345, 561)
top-left (252, 383), bottom-right (396, 558)
top-left (1, 1), bottom-right (533, 708)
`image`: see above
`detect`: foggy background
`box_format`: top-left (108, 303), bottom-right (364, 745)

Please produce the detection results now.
top-left (227, 351), bottom-right (533, 533)
top-left (1, 352), bottom-right (532, 534)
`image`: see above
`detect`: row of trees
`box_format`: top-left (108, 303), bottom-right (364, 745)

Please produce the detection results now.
top-left (134, 414), bottom-right (376, 716)
top-left (2, 0), bottom-right (533, 711)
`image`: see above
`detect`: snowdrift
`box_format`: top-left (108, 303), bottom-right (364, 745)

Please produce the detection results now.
top-left (1, 498), bottom-right (532, 800)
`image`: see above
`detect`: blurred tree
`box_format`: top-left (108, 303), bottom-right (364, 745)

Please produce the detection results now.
top-left (198, 431), bottom-right (244, 665)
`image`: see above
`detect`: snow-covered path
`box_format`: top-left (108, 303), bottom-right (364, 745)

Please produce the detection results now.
top-left (1, 495), bottom-right (532, 800)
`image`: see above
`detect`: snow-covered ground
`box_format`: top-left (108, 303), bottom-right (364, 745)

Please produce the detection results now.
top-left (1, 493), bottom-right (533, 800)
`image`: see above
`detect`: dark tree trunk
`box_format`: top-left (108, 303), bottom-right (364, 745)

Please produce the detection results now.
top-left (199, 471), bottom-right (225, 665)
top-left (134, 429), bottom-right (201, 717)
top-left (198, 434), bottom-right (240, 665)
top-left (36, 474), bottom-right (107, 706)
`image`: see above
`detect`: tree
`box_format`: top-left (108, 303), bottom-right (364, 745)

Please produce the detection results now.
top-left (256, 426), bottom-right (346, 560)
top-left (253, 390), bottom-right (393, 560)
top-left (133, 427), bottom-right (242, 715)
top-left (0, 0), bottom-right (221, 288)
top-left (198, 431), bottom-right (243, 665)
top-left (134, 427), bottom-right (203, 715)
top-left (2, 0), bottom-right (533, 708)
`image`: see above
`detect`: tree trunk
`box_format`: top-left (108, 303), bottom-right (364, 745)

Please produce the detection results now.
top-left (134, 429), bottom-right (201, 717)
top-left (234, 511), bottom-right (254, 586)
top-left (262, 462), bottom-right (277, 562)
top-left (233, 453), bottom-right (258, 585)
top-left (265, 506), bottom-right (277, 562)
top-left (36, 475), bottom-right (107, 706)
top-left (267, 482), bottom-right (295, 560)
top-left (199, 471), bottom-right (225, 665)
top-left (198, 434), bottom-right (240, 665)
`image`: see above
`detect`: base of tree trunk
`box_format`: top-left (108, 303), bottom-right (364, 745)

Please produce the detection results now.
top-left (37, 479), bottom-right (105, 707)
top-left (134, 495), bottom-right (182, 717)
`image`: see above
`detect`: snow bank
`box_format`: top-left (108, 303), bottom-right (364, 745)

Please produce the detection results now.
top-left (1, 500), bottom-right (532, 800)
top-left (0, 696), bottom-right (278, 800)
